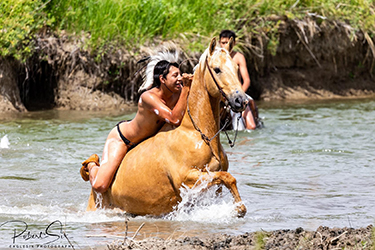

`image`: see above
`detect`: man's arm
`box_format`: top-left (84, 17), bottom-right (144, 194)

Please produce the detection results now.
top-left (236, 53), bottom-right (250, 92)
top-left (141, 74), bottom-right (193, 126)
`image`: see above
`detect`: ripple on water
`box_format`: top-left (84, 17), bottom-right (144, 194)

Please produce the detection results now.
top-left (1, 99), bottom-right (375, 246)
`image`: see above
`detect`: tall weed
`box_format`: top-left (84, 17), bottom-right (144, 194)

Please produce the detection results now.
top-left (48, 0), bottom-right (239, 51)
top-left (1, 0), bottom-right (374, 59)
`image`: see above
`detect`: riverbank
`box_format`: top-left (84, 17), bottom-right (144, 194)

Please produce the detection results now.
top-left (1, 15), bottom-right (375, 113)
top-left (101, 225), bottom-right (374, 249)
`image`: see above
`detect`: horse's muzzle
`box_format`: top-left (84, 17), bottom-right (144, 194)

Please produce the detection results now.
top-left (228, 93), bottom-right (247, 112)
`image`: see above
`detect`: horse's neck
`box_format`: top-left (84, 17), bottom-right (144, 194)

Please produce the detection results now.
top-left (181, 72), bottom-right (221, 141)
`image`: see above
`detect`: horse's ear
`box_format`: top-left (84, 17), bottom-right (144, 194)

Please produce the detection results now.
top-left (226, 37), bottom-right (234, 53)
top-left (209, 37), bottom-right (217, 56)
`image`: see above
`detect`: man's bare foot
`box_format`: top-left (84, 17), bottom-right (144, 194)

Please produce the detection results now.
top-left (80, 154), bottom-right (100, 181)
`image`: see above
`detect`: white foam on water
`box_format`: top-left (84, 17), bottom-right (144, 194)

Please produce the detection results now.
top-left (0, 204), bottom-right (125, 224)
top-left (0, 171), bottom-right (244, 228)
top-left (165, 176), bottom-right (241, 223)
top-left (0, 178), bottom-right (242, 226)
top-left (0, 135), bottom-right (10, 149)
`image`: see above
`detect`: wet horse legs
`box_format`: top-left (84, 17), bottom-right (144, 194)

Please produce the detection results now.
top-left (184, 170), bottom-right (247, 217)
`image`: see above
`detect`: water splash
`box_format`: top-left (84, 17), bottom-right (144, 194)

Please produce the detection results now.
top-left (0, 204), bottom-right (124, 224)
top-left (94, 192), bottom-right (103, 209)
top-left (165, 175), bottom-right (240, 223)
top-left (0, 135), bottom-right (10, 149)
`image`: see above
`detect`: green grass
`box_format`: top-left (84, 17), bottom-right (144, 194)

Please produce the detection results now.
top-left (1, 0), bottom-right (375, 60)
top-left (254, 231), bottom-right (268, 250)
top-left (0, 0), bottom-right (51, 60)
top-left (47, 0), bottom-right (239, 52)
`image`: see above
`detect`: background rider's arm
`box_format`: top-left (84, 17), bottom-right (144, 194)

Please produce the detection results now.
top-left (142, 85), bottom-right (191, 126)
top-left (237, 53), bottom-right (251, 92)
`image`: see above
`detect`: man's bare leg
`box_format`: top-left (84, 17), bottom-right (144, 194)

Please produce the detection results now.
top-left (243, 105), bottom-right (256, 130)
top-left (80, 128), bottom-right (129, 193)
top-left (248, 99), bottom-right (259, 122)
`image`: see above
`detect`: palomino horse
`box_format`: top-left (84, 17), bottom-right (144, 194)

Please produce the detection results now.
top-left (87, 37), bottom-right (248, 217)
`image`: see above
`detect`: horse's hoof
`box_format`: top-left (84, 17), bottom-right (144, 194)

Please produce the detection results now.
top-left (80, 154), bottom-right (100, 181)
top-left (236, 204), bottom-right (247, 218)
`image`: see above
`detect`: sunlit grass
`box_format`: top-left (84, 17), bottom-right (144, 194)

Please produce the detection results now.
top-left (47, 0), bottom-right (375, 51)
top-left (48, 0), bottom-right (239, 51)
top-left (1, 0), bottom-right (375, 59)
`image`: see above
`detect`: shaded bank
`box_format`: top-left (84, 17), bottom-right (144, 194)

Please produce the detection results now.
top-left (1, 18), bottom-right (374, 113)
top-left (248, 17), bottom-right (375, 101)
top-left (105, 225), bottom-right (375, 250)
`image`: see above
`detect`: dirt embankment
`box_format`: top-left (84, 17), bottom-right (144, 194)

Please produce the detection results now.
top-left (243, 16), bottom-right (375, 101)
top-left (106, 225), bottom-right (374, 250)
top-left (0, 58), bottom-right (27, 112)
top-left (1, 17), bottom-right (375, 113)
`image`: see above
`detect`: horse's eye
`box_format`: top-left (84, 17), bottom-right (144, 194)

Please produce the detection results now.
top-left (214, 67), bottom-right (221, 74)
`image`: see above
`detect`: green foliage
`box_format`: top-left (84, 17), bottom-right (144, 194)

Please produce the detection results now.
top-left (1, 0), bottom-right (375, 59)
top-left (0, 0), bottom-right (52, 61)
top-left (254, 231), bottom-right (268, 250)
top-left (47, 0), bottom-right (239, 52)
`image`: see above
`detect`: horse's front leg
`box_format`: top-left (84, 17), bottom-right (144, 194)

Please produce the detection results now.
top-left (183, 169), bottom-right (246, 217)
top-left (206, 145), bottom-right (228, 172)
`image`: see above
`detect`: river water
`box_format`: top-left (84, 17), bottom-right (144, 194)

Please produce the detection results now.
top-left (0, 98), bottom-right (374, 248)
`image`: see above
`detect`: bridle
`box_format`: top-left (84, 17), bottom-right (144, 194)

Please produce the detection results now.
top-left (187, 56), bottom-right (240, 163)
top-left (204, 58), bottom-right (229, 103)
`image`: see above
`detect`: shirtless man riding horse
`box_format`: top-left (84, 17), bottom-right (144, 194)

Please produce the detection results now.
top-left (82, 38), bottom-right (247, 217)
top-left (80, 59), bottom-right (193, 193)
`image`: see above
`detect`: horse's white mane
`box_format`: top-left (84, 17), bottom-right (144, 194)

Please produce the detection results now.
top-left (139, 44), bottom-right (181, 92)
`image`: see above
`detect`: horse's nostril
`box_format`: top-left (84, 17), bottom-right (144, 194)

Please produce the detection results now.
top-left (234, 97), bottom-right (244, 109)
top-left (235, 97), bottom-right (241, 105)
top-left (230, 96), bottom-right (246, 112)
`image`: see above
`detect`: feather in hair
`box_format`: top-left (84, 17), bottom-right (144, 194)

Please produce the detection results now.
top-left (139, 45), bottom-right (180, 92)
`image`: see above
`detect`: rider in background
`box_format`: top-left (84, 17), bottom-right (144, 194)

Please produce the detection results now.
top-left (219, 30), bottom-right (261, 130)
top-left (80, 60), bottom-right (193, 193)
